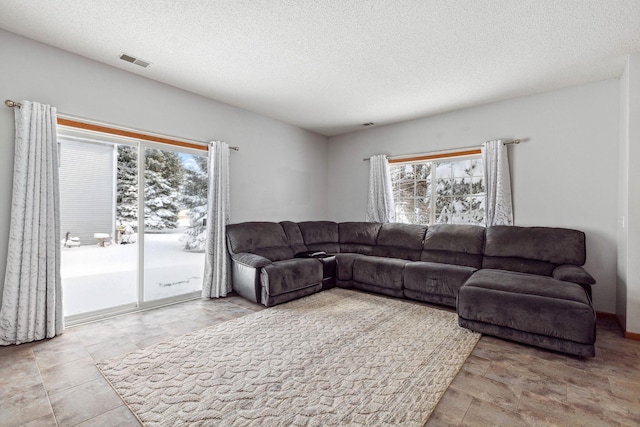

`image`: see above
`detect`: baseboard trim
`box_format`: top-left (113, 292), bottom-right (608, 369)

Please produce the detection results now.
top-left (596, 311), bottom-right (640, 341)
top-left (625, 331), bottom-right (640, 341)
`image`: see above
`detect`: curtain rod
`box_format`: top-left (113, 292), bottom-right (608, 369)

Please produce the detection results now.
top-left (363, 139), bottom-right (522, 162)
top-left (5, 99), bottom-right (239, 151)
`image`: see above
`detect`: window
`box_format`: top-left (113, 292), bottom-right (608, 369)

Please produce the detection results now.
top-left (390, 153), bottom-right (485, 225)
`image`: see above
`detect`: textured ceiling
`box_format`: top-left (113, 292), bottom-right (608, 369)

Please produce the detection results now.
top-left (1, 1), bottom-right (639, 136)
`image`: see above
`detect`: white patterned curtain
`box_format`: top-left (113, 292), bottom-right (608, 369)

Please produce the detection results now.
top-left (366, 154), bottom-right (395, 223)
top-left (482, 139), bottom-right (513, 226)
top-left (202, 141), bottom-right (231, 298)
top-left (0, 101), bottom-right (64, 345)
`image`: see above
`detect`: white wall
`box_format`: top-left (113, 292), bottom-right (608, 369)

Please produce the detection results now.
top-left (618, 58), bottom-right (630, 331)
top-left (618, 52), bottom-right (640, 334)
top-left (328, 80), bottom-right (620, 313)
top-left (0, 30), bottom-right (328, 301)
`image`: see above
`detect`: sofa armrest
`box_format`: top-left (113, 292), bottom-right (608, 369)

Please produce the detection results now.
top-left (229, 253), bottom-right (271, 304)
top-left (552, 265), bottom-right (596, 286)
top-left (231, 252), bottom-right (272, 268)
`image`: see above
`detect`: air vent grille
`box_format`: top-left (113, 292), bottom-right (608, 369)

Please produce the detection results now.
top-left (120, 54), bottom-right (136, 63)
top-left (120, 53), bottom-right (151, 68)
top-left (133, 59), bottom-right (150, 68)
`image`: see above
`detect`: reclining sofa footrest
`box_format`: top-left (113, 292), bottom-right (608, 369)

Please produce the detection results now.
top-left (458, 317), bottom-right (595, 357)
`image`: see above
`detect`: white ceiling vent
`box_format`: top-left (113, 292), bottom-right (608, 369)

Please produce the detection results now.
top-left (119, 53), bottom-right (151, 68)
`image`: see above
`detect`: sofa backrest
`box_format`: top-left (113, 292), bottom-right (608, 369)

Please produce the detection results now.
top-left (339, 222), bottom-right (382, 255)
top-left (421, 224), bottom-right (485, 268)
top-left (483, 225), bottom-right (586, 275)
top-left (279, 221), bottom-right (307, 255)
top-left (297, 221), bottom-right (340, 253)
top-left (226, 222), bottom-right (293, 261)
top-left (372, 223), bottom-right (427, 261)
top-left (226, 221), bottom-right (588, 275)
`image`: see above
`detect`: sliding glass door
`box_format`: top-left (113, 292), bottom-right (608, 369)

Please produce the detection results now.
top-left (59, 138), bottom-right (138, 316)
top-left (59, 133), bottom-right (208, 322)
top-left (142, 147), bottom-right (207, 302)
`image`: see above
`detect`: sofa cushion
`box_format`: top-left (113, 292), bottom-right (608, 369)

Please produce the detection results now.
top-left (339, 222), bottom-right (381, 255)
top-left (260, 258), bottom-right (322, 296)
top-left (485, 226), bottom-right (586, 265)
top-left (421, 224), bottom-right (485, 268)
top-left (404, 262), bottom-right (477, 299)
top-left (372, 223), bottom-right (427, 261)
top-left (298, 221), bottom-right (340, 254)
top-left (226, 222), bottom-right (293, 261)
top-left (482, 256), bottom-right (557, 276)
top-left (279, 221), bottom-right (307, 254)
top-left (353, 256), bottom-right (408, 290)
top-left (464, 269), bottom-right (591, 303)
top-left (458, 269), bottom-right (595, 345)
top-left (335, 253), bottom-right (367, 281)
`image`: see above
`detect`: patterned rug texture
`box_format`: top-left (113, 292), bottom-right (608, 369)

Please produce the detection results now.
top-left (97, 288), bottom-right (480, 426)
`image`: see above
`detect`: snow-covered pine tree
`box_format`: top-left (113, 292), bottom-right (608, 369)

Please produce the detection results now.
top-left (180, 156), bottom-right (208, 251)
top-left (144, 148), bottom-right (183, 230)
top-left (436, 160), bottom-right (484, 225)
top-left (116, 145), bottom-right (138, 243)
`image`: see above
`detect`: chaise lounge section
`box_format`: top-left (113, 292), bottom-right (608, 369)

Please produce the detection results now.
top-left (457, 226), bottom-right (597, 357)
top-left (225, 221), bottom-right (597, 357)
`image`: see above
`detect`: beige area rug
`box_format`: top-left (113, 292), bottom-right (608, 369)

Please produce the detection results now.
top-left (97, 288), bottom-right (480, 426)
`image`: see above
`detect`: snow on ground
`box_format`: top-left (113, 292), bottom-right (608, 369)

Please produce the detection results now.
top-left (62, 231), bottom-right (204, 316)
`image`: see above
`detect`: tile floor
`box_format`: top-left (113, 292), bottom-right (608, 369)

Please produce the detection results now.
top-left (1, 292), bottom-right (639, 426)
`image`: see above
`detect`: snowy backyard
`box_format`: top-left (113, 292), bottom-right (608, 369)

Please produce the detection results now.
top-left (62, 232), bottom-right (204, 316)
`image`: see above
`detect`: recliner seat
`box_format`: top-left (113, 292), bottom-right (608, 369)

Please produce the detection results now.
top-left (225, 221), bottom-right (323, 306)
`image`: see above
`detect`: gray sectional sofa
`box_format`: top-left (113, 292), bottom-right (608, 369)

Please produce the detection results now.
top-left (225, 221), bottom-right (597, 357)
